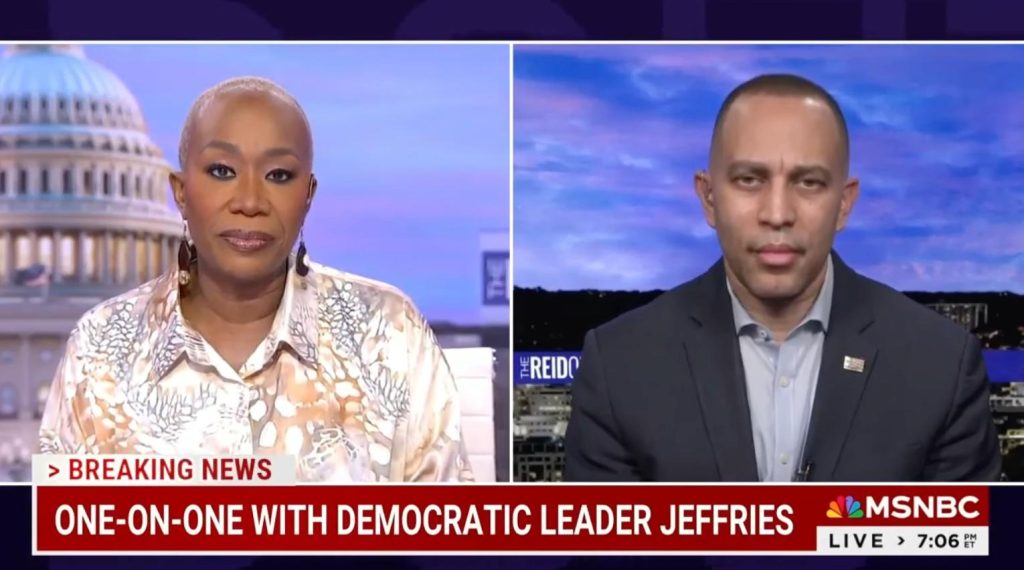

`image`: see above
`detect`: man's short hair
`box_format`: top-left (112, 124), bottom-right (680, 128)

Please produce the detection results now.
top-left (711, 73), bottom-right (850, 165)
top-left (178, 76), bottom-right (312, 169)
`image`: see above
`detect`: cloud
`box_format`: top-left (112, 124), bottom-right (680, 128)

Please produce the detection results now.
top-left (515, 45), bottom-right (1024, 293)
top-left (618, 153), bottom-right (655, 170)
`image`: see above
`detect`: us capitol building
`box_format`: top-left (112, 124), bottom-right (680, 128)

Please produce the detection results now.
top-left (0, 44), bottom-right (180, 477)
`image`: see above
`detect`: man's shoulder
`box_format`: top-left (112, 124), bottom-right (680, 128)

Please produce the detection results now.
top-left (590, 272), bottom-right (707, 345)
top-left (850, 270), bottom-right (971, 346)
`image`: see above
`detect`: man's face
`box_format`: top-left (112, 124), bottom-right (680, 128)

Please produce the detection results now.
top-left (695, 93), bottom-right (859, 303)
top-left (171, 90), bottom-right (315, 287)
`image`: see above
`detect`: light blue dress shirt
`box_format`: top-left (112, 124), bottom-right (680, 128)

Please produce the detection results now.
top-left (726, 255), bottom-right (834, 482)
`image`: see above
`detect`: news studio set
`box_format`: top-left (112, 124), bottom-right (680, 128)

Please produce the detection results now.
top-left (0, 3), bottom-right (1023, 567)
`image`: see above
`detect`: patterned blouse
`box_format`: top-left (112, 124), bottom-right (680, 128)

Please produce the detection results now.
top-left (39, 260), bottom-right (474, 483)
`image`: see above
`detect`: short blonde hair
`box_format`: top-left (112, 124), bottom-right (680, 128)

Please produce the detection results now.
top-left (178, 76), bottom-right (312, 168)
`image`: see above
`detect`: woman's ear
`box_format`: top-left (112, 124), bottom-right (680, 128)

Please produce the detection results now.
top-left (306, 174), bottom-right (317, 211)
top-left (169, 170), bottom-right (186, 213)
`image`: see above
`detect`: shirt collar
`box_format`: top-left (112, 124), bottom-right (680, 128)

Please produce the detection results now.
top-left (145, 256), bottom-right (319, 382)
top-left (726, 254), bottom-right (834, 337)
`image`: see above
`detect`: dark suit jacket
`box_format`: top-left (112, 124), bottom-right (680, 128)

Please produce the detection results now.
top-left (564, 254), bottom-right (1003, 482)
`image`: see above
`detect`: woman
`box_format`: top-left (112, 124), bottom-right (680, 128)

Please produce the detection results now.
top-left (39, 77), bottom-right (474, 483)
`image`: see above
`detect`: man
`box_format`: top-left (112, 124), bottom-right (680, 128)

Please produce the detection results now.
top-left (564, 74), bottom-right (1002, 482)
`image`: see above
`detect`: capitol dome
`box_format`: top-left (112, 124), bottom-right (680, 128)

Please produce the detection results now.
top-left (0, 45), bottom-right (148, 134)
top-left (0, 44), bottom-right (181, 298)
top-left (0, 45), bottom-right (182, 453)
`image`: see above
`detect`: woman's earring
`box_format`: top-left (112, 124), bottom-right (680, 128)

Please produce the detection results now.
top-left (295, 229), bottom-right (309, 277)
top-left (177, 221), bottom-right (195, 286)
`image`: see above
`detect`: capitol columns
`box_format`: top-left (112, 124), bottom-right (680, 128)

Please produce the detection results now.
top-left (76, 231), bottom-right (88, 283)
top-left (154, 170), bottom-right (165, 203)
top-left (4, 231), bottom-right (14, 284)
top-left (27, 229), bottom-right (38, 266)
top-left (141, 236), bottom-right (150, 280)
top-left (168, 235), bottom-right (175, 273)
top-left (52, 228), bottom-right (62, 284)
top-left (20, 334), bottom-right (30, 420)
top-left (147, 233), bottom-right (158, 280)
top-left (101, 230), bottom-right (112, 284)
top-left (126, 231), bottom-right (137, 284)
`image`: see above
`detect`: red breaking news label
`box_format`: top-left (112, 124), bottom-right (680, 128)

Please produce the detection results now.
top-left (34, 455), bottom-right (295, 486)
top-left (33, 484), bottom-right (989, 554)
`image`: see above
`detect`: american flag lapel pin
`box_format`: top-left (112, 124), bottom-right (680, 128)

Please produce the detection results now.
top-left (843, 356), bottom-right (865, 373)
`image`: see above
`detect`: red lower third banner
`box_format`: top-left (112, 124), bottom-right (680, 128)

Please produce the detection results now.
top-left (34, 485), bottom-right (989, 555)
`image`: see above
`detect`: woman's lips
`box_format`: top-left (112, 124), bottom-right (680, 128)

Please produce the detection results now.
top-left (219, 230), bottom-right (275, 252)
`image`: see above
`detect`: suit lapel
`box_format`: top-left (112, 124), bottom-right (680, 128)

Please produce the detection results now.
top-left (685, 261), bottom-right (760, 481)
top-left (801, 254), bottom-right (877, 481)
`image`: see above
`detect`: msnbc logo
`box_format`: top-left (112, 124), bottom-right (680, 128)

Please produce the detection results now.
top-left (827, 496), bottom-right (864, 519)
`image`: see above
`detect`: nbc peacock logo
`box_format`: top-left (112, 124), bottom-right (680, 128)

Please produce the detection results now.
top-left (827, 495), bottom-right (865, 519)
